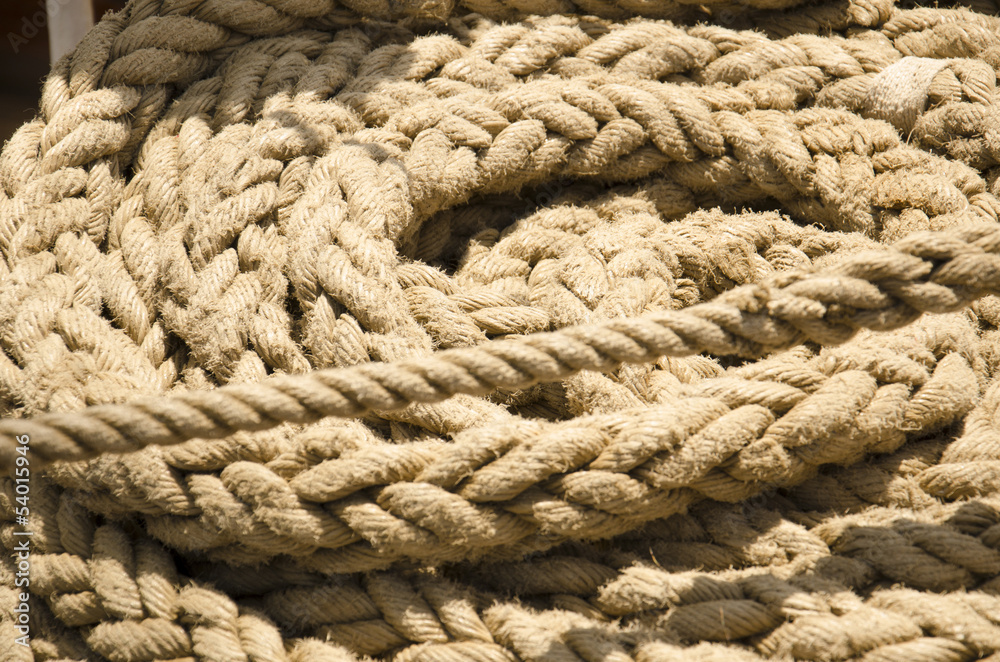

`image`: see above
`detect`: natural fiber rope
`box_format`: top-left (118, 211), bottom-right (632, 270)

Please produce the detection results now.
top-left (3, 224), bottom-right (999, 470)
top-left (20, 312), bottom-right (976, 574)
top-left (6, 0), bottom-right (1000, 660)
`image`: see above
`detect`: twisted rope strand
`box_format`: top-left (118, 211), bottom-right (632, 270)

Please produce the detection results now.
top-left (3, 225), bottom-right (1000, 470)
top-left (12, 467), bottom-right (1000, 661)
top-left (24, 310), bottom-right (969, 569)
top-left (5, 3), bottom-right (999, 421)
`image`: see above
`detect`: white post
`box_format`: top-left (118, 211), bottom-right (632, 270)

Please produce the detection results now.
top-left (47, 0), bottom-right (94, 63)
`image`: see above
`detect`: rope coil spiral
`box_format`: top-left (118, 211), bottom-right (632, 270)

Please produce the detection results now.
top-left (5, 0), bottom-right (1000, 660)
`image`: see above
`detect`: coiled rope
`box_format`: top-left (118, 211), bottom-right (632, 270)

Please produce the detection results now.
top-left (2, 224), bottom-right (1000, 469)
top-left (5, 0), bottom-right (1000, 660)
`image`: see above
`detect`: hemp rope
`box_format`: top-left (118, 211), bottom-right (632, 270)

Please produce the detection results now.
top-left (2, 221), bottom-right (998, 468)
top-left (6, 0), bottom-right (1000, 660)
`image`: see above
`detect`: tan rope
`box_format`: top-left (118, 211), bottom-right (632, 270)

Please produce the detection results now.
top-left (7, 1), bottom-right (1000, 661)
top-left (4, 224), bottom-right (1000, 469)
top-left (23, 313), bottom-right (972, 574)
top-left (15, 472), bottom-right (1000, 660)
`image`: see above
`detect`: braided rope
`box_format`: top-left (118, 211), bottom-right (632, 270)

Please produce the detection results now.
top-left (12, 471), bottom-right (1000, 659)
top-left (3, 225), bottom-right (1000, 470)
top-left (7, 1), bottom-right (1000, 661)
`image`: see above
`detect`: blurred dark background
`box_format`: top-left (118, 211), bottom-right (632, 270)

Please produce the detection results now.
top-left (0, 0), bottom-right (127, 146)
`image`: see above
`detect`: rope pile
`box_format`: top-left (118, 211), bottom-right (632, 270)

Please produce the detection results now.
top-left (5, 0), bottom-right (1000, 659)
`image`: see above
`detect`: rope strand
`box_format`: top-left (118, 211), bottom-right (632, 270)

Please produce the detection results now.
top-left (3, 226), bottom-right (999, 470)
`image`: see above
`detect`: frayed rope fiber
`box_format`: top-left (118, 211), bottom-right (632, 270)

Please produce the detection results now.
top-left (5, 0), bottom-right (1000, 661)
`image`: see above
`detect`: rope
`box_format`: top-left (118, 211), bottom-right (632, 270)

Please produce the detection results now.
top-left (5, 0), bottom-right (1000, 660)
top-left (15, 473), bottom-right (1000, 659)
top-left (3, 224), bottom-right (999, 469)
top-left (22, 312), bottom-right (974, 572)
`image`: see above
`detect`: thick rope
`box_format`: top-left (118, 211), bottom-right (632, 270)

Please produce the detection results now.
top-left (7, 1), bottom-right (1000, 661)
top-left (11, 471), bottom-right (1000, 660)
top-left (23, 313), bottom-right (971, 571)
top-left (4, 5), bottom-right (998, 424)
top-left (3, 224), bottom-right (999, 470)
